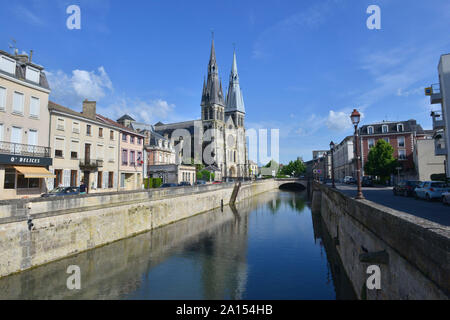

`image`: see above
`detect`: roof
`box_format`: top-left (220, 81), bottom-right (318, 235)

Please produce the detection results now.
top-left (201, 39), bottom-right (225, 107)
top-left (360, 120), bottom-right (424, 136)
top-left (96, 114), bottom-right (144, 137)
top-left (117, 114), bottom-right (135, 122)
top-left (225, 52), bottom-right (245, 114)
top-left (0, 50), bottom-right (50, 90)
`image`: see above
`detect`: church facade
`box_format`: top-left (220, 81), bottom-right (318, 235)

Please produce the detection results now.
top-left (154, 39), bottom-right (248, 180)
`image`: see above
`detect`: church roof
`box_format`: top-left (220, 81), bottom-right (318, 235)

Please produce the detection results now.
top-left (225, 51), bottom-right (245, 114)
top-left (201, 38), bottom-right (225, 107)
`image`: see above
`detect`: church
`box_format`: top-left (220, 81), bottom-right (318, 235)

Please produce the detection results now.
top-left (153, 38), bottom-right (249, 180)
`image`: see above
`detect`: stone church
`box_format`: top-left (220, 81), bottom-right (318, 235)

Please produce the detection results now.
top-left (154, 39), bottom-right (248, 180)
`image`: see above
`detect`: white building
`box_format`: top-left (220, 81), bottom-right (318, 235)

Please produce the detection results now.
top-left (332, 136), bottom-right (355, 182)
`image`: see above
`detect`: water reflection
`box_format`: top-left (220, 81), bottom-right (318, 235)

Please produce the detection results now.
top-left (0, 190), bottom-right (355, 300)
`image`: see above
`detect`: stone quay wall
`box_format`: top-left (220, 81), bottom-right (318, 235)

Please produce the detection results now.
top-left (313, 182), bottom-right (449, 300)
top-left (0, 179), bottom-right (279, 278)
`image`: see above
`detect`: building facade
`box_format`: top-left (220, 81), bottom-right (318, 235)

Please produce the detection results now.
top-left (359, 120), bottom-right (426, 180)
top-left (0, 50), bottom-right (54, 200)
top-left (414, 135), bottom-right (446, 181)
top-left (427, 53), bottom-right (450, 179)
top-left (332, 136), bottom-right (355, 182)
top-left (48, 101), bottom-right (120, 193)
top-left (148, 164), bottom-right (196, 185)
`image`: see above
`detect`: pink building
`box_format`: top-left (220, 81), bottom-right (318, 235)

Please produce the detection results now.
top-left (97, 115), bottom-right (145, 190)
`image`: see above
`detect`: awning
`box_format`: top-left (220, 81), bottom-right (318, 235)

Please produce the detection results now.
top-left (13, 166), bottom-right (56, 179)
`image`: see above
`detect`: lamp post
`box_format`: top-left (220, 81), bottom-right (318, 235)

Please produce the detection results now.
top-left (330, 141), bottom-right (336, 188)
top-left (351, 109), bottom-right (364, 199)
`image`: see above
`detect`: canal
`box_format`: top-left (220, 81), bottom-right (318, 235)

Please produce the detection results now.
top-left (0, 190), bottom-right (356, 300)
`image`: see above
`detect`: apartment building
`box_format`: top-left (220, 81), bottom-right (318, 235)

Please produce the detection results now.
top-left (99, 115), bottom-right (145, 191)
top-left (414, 133), bottom-right (446, 181)
top-left (0, 50), bottom-right (54, 200)
top-left (427, 53), bottom-right (450, 178)
top-left (48, 100), bottom-right (120, 193)
top-left (332, 136), bottom-right (355, 182)
top-left (359, 120), bottom-right (426, 179)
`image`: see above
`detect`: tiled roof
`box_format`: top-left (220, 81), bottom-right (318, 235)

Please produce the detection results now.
top-left (360, 120), bottom-right (424, 135)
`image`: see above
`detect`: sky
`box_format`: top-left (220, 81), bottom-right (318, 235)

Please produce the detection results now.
top-left (1, 0), bottom-right (450, 164)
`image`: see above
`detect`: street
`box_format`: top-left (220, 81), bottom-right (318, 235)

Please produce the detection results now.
top-left (334, 184), bottom-right (450, 227)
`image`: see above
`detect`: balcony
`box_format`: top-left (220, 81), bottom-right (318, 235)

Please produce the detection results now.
top-left (79, 158), bottom-right (104, 169)
top-left (431, 111), bottom-right (445, 130)
top-left (427, 83), bottom-right (442, 104)
top-left (0, 141), bottom-right (51, 158)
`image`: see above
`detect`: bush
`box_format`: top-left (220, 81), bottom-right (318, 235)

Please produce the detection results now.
top-left (144, 178), bottom-right (163, 189)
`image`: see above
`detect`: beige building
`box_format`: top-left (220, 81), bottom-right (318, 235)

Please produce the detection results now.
top-left (48, 100), bottom-right (120, 193)
top-left (414, 137), bottom-right (446, 181)
top-left (0, 50), bottom-right (54, 200)
top-left (148, 164), bottom-right (196, 185)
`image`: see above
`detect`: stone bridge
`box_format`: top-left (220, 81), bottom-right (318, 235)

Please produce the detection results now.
top-left (274, 178), bottom-right (308, 191)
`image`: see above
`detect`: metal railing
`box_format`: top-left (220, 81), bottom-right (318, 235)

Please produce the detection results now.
top-left (79, 158), bottom-right (104, 168)
top-left (0, 141), bottom-right (51, 158)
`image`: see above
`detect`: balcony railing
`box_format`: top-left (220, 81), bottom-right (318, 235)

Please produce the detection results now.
top-left (0, 141), bottom-right (51, 158)
top-left (431, 112), bottom-right (445, 129)
top-left (430, 83), bottom-right (442, 104)
top-left (79, 159), bottom-right (104, 168)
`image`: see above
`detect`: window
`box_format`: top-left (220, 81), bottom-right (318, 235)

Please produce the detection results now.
top-left (397, 124), bottom-right (404, 132)
top-left (57, 118), bottom-right (65, 131)
top-left (108, 172), bottom-right (114, 188)
top-left (122, 149), bottom-right (128, 165)
top-left (97, 171), bottom-right (102, 189)
top-left (70, 140), bottom-right (79, 159)
top-left (29, 97), bottom-right (40, 118)
top-left (17, 174), bottom-right (39, 189)
top-left (137, 138), bottom-right (142, 145)
top-left (86, 125), bottom-right (92, 135)
top-left (382, 125), bottom-right (389, 133)
top-left (122, 134), bottom-right (127, 142)
top-left (4, 169), bottom-right (15, 189)
top-left (110, 130), bottom-right (114, 140)
top-left (72, 122), bottom-right (80, 134)
top-left (398, 136), bottom-right (405, 148)
top-left (137, 152), bottom-right (142, 166)
top-left (368, 139), bottom-right (375, 149)
top-left (130, 151), bottom-right (135, 165)
top-left (28, 129), bottom-right (37, 152)
top-left (0, 55), bottom-right (16, 74)
top-left (71, 151), bottom-right (78, 159)
top-left (54, 170), bottom-right (63, 187)
top-left (383, 137), bottom-right (390, 143)
top-left (120, 173), bottom-right (125, 188)
top-left (25, 66), bottom-right (40, 83)
top-left (13, 92), bottom-right (24, 114)
top-left (398, 150), bottom-right (407, 160)
top-left (99, 128), bottom-right (103, 138)
top-left (0, 86), bottom-right (6, 110)
top-left (97, 144), bottom-right (104, 160)
top-left (11, 126), bottom-right (22, 144)
top-left (108, 146), bottom-right (115, 162)
top-left (70, 170), bottom-right (78, 187)
top-left (130, 136), bottom-right (135, 144)
top-left (55, 137), bottom-right (65, 158)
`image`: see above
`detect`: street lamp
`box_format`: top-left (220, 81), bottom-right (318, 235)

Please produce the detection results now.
top-left (330, 141), bottom-right (336, 188)
top-left (350, 109), bottom-right (364, 199)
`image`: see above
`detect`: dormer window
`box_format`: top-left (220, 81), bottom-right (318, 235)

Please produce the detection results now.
top-left (0, 55), bottom-right (16, 74)
top-left (368, 126), bottom-right (374, 134)
top-left (382, 125), bottom-right (389, 133)
top-left (397, 124), bottom-right (404, 132)
top-left (25, 66), bottom-right (40, 83)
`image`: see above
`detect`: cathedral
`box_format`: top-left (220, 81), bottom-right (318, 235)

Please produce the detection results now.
top-left (154, 38), bottom-right (248, 180)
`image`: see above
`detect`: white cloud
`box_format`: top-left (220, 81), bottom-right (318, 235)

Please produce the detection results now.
top-left (326, 110), bottom-right (353, 132)
top-left (109, 98), bottom-right (175, 124)
top-left (47, 67), bottom-right (113, 106)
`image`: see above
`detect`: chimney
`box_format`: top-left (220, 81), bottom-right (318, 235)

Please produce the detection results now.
top-left (16, 54), bottom-right (29, 63)
top-left (29, 50), bottom-right (33, 62)
top-left (82, 100), bottom-right (97, 120)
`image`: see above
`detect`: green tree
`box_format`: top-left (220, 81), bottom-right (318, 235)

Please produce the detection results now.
top-left (365, 139), bottom-right (399, 181)
top-left (280, 159), bottom-right (306, 177)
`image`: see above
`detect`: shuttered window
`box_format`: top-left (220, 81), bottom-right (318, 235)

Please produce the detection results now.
top-left (55, 138), bottom-right (65, 158)
top-left (0, 86), bottom-right (6, 110)
top-left (29, 96), bottom-right (40, 117)
top-left (13, 92), bottom-right (24, 114)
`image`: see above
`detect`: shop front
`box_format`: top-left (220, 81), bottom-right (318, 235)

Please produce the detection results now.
top-left (0, 153), bottom-right (54, 200)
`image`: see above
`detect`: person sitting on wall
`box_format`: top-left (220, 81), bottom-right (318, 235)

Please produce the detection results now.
top-left (80, 180), bottom-right (87, 195)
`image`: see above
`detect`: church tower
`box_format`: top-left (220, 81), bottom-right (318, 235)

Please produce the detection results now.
top-left (225, 51), bottom-right (245, 127)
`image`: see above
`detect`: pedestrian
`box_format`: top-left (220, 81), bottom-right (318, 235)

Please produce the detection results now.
top-left (80, 180), bottom-right (87, 195)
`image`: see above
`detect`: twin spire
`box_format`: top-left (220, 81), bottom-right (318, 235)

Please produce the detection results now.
top-left (201, 38), bottom-right (245, 114)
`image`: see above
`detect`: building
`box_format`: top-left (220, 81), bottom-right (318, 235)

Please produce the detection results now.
top-left (153, 39), bottom-right (248, 181)
top-left (332, 136), bottom-right (355, 182)
top-left (427, 53), bottom-right (450, 179)
top-left (414, 133), bottom-right (446, 181)
top-left (248, 160), bottom-right (258, 178)
top-left (312, 150), bottom-right (329, 160)
top-left (148, 164), bottom-right (196, 185)
top-left (359, 120), bottom-right (426, 180)
top-left (48, 101), bottom-right (120, 193)
top-left (98, 115), bottom-right (145, 191)
top-left (0, 50), bottom-right (54, 200)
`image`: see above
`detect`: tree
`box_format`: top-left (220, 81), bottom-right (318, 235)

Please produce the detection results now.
top-left (280, 159), bottom-right (306, 177)
top-left (365, 139), bottom-right (399, 181)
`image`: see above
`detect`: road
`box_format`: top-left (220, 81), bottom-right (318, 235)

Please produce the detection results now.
top-left (333, 183), bottom-right (450, 227)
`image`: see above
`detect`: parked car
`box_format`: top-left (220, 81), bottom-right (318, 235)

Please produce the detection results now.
top-left (442, 192), bottom-right (450, 205)
top-left (344, 176), bottom-right (356, 184)
top-left (196, 180), bottom-right (206, 185)
top-left (41, 187), bottom-right (80, 197)
top-left (178, 181), bottom-right (192, 187)
top-left (362, 176), bottom-right (374, 187)
top-left (160, 183), bottom-right (178, 188)
top-left (393, 180), bottom-right (422, 197)
top-left (414, 181), bottom-right (450, 201)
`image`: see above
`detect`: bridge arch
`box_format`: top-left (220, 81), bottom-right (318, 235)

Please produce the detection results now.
top-left (275, 179), bottom-right (308, 191)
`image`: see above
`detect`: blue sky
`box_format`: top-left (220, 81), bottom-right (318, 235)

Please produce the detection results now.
top-left (1, 0), bottom-right (450, 164)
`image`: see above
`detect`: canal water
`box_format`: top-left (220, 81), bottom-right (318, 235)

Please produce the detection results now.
top-left (0, 190), bottom-right (356, 300)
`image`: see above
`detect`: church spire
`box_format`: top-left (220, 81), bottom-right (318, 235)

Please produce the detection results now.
top-left (226, 50), bottom-right (245, 114)
top-left (201, 37), bottom-right (225, 108)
